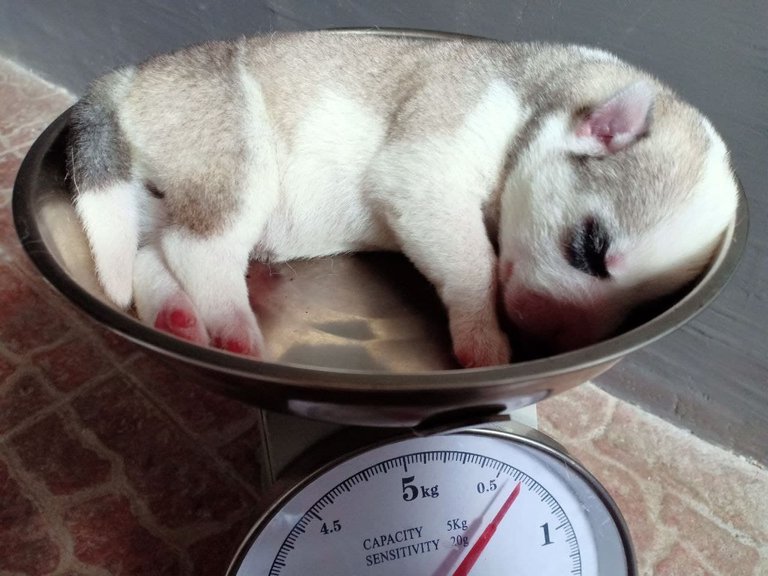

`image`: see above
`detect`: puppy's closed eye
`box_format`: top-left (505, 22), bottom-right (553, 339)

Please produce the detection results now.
top-left (564, 217), bottom-right (611, 279)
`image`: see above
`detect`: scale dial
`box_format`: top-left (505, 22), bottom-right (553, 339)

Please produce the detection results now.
top-left (229, 426), bottom-right (635, 575)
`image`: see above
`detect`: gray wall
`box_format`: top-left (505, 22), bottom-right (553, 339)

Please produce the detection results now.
top-left (1, 1), bottom-right (766, 462)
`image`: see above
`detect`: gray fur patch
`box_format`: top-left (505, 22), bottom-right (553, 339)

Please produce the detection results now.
top-left (67, 70), bottom-right (133, 193)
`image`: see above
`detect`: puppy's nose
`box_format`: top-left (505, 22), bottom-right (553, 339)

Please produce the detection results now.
top-left (498, 260), bottom-right (515, 284)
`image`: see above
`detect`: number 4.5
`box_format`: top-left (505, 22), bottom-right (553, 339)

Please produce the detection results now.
top-left (321, 520), bottom-right (341, 535)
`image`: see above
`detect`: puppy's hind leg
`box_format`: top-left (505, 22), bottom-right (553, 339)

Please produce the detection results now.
top-left (133, 244), bottom-right (208, 346)
top-left (160, 225), bottom-right (267, 357)
top-left (145, 68), bottom-right (278, 357)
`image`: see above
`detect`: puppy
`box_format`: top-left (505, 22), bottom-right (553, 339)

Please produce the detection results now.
top-left (67, 31), bottom-right (738, 367)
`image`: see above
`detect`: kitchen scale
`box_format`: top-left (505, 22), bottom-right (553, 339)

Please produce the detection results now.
top-left (12, 29), bottom-right (747, 576)
top-left (226, 418), bottom-right (634, 575)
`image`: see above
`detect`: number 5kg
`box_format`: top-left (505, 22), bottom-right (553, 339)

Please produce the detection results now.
top-left (401, 476), bottom-right (440, 501)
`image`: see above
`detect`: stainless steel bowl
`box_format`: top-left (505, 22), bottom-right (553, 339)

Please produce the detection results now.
top-left (12, 41), bottom-right (748, 427)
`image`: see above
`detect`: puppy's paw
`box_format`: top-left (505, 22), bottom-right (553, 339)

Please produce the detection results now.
top-left (453, 325), bottom-right (512, 368)
top-left (207, 310), bottom-right (266, 359)
top-left (153, 293), bottom-right (208, 345)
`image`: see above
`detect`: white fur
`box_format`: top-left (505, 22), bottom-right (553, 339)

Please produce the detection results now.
top-left (500, 112), bottom-right (585, 295)
top-left (620, 129), bottom-right (738, 290)
top-left (367, 81), bottom-right (527, 365)
top-left (371, 81), bottom-right (527, 208)
top-left (259, 89), bottom-right (392, 260)
top-left (133, 244), bottom-right (182, 322)
top-left (577, 45), bottom-right (621, 63)
top-left (75, 181), bottom-right (143, 308)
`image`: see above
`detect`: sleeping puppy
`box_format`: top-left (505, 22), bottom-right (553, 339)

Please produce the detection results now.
top-left (67, 31), bottom-right (738, 367)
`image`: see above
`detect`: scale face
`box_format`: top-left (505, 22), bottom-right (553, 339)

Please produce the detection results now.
top-left (228, 425), bottom-right (635, 575)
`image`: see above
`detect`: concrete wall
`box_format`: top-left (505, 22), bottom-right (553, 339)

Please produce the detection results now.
top-left (1, 1), bottom-right (766, 462)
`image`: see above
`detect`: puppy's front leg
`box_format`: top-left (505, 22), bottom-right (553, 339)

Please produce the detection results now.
top-left (378, 198), bottom-right (510, 368)
top-left (439, 221), bottom-right (510, 367)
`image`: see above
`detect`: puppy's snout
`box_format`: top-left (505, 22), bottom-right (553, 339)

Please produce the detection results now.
top-left (503, 288), bottom-right (604, 355)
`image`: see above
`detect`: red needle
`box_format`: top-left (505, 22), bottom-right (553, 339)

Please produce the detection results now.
top-left (450, 482), bottom-right (522, 576)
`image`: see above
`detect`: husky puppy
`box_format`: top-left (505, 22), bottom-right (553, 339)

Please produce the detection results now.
top-left (67, 31), bottom-right (738, 367)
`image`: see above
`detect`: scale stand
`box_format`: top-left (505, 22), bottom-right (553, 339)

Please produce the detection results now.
top-left (259, 404), bottom-right (539, 482)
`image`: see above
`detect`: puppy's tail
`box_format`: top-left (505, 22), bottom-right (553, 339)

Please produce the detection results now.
top-left (67, 70), bottom-right (139, 309)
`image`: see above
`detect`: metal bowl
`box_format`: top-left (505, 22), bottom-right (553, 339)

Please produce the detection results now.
top-left (12, 52), bottom-right (748, 428)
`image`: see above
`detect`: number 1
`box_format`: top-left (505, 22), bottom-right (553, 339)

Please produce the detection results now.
top-left (541, 523), bottom-right (554, 546)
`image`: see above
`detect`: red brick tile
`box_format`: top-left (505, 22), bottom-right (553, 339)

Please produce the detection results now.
top-left (64, 494), bottom-right (181, 575)
top-left (591, 402), bottom-right (673, 479)
top-left (0, 353), bottom-right (16, 381)
top-left (0, 372), bottom-right (56, 435)
top-left (0, 150), bottom-right (21, 190)
top-left (92, 324), bottom-right (141, 358)
top-left (72, 377), bottom-right (254, 529)
top-left (654, 543), bottom-right (713, 576)
top-left (0, 81), bottom-right (71, 148)
top-left (12, 412), bottom-right (111, 495)
top-left (32, 337), bottom-right (113, 392)
top-left (575, 451), bottom-right (657, 554)
top-left (0, 458), bottom-right (61, 575)
top-left (660, 494), bottom-right (759, 575)
top-left (538, 382), bottom-right (616, 440)
top-left (0, 203), bottom-right (29, 262)
top-left (0, 60), bottom-right (69, 106)
top-left (127, 354), bottom-right (257, 436)
top-left (0, 262), bottom-right (71, 354)
top-left (593, 403), bottom-right (768, 543)
top-left (7, 119), bottom-right (59, 152)
top-left (218, 423), bottom-right (267, 487)
top-left (188, 518), bottom-right (255, 576)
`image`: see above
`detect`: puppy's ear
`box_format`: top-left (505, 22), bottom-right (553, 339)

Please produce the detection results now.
top-left (571, 80), bottom-right (655, 155)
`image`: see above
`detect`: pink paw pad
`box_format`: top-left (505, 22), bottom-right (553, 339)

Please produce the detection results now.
top-left (208, 311), bottom-right (263, 358)
top-left (455, 348), bottom-right (477, 369)
top-left (211, 336), bottom-right (252, 355)
top-left (154, 299), bottom-right (207, 345)
top-left (453, 328), bottom-right (511, 368)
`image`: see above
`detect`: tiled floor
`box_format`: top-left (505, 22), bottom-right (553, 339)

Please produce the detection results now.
top-left (0, 56), bottom-right (766, 576)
